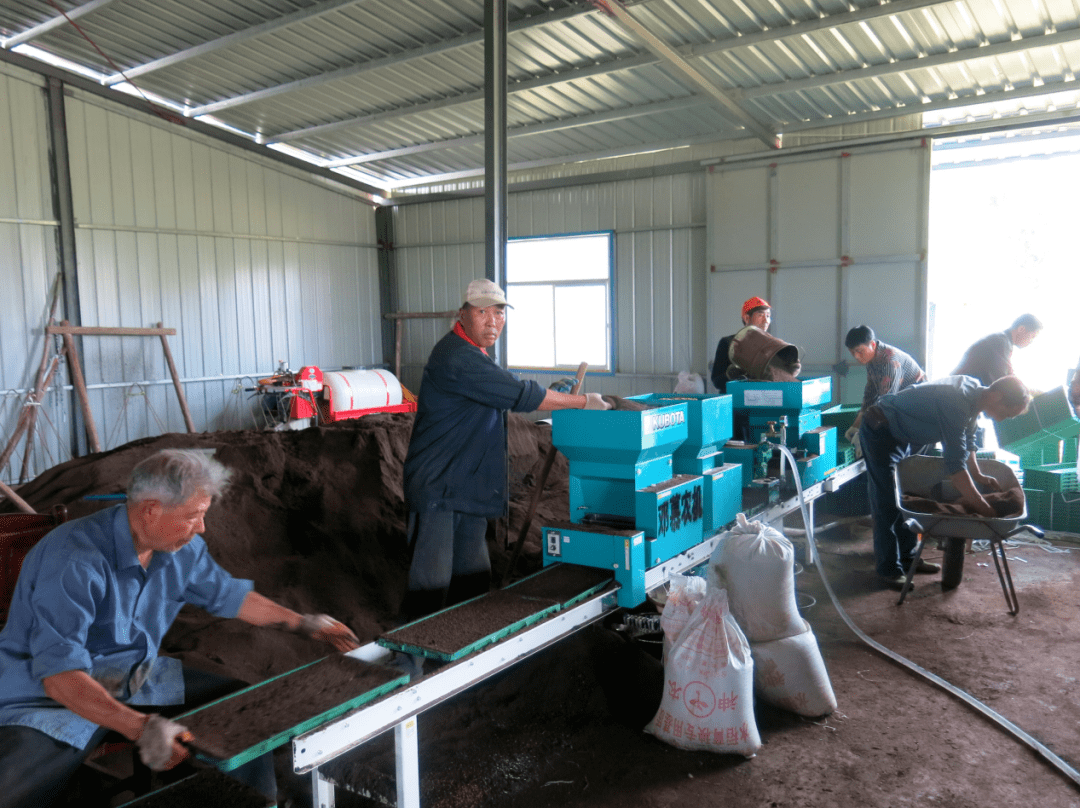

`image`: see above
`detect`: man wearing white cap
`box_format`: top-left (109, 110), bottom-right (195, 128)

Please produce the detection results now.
top-left (400, 278), bottom-right (611, 620)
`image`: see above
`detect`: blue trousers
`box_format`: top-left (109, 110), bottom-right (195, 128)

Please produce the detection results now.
top-left (0, 667), bottom-right (276, 808)
top-left (860, 419), bottom-right (919, 578)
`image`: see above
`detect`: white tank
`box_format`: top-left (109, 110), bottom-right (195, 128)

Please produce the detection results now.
top-left (321, 369), bottom-right (404, 413)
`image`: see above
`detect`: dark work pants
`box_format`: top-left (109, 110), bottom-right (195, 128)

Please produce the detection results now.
top-left (0, 667), bottom-right (275, 808)
top-left (401, 511), bottom-right (490, 620)
top-left (860, 419), bottom-right (918, 578)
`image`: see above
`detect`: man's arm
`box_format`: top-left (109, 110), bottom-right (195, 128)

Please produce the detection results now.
top-left (950, 468), bottom-right (995, 517)
top-left (43, 670), bottom-right (150, 741)
top-left (966, 451), bottom-right (1002, 492)
top-left (236, 592), bottom-right (359, 652)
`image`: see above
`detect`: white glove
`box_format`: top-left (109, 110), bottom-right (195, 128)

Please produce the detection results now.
top-left (583, 393), bottom-right (612, 411)
top-left (136, 714), bottom-right (189, 771)
top-left (298, 613), bottom-right (360, 652)
top-left (844, 425), bottom-right (858, 444)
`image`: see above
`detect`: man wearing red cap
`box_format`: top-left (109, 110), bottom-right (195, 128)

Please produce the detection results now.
top-left (711, 296), bottom-right (771, 394)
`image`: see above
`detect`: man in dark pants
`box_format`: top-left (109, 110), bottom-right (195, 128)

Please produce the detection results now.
top-left (843, 324), bottom-right (925, 451)
top-left (0, 449), bottom-right (359, 808)
top-left (401, 278), bottom-right (611, 621)
top-left (859, 375), bottom-right (1030, 590)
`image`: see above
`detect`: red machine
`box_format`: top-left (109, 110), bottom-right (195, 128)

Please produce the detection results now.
top-left (256, 365), bottom-right (417, 426)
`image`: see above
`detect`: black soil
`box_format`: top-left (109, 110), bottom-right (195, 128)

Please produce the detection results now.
top-left (507, 564), bottom-right (614, 604)
top-left (179, 656), bottom-right (404, 758)
top-left (125, 768), bottom-right (269, 808)
top-left (383, 590), bottom-right (560, 657)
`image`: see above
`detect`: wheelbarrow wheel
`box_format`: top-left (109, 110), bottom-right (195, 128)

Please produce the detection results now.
top-left (940, 537), bottom-right (966, 590)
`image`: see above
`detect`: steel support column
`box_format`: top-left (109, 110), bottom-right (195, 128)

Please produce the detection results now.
top-left (485, 0), bottom-right (508, 369)
top-left (375, 205), bottom-right (399, 369)
top-left (44, 77), bottom-right (87, 457)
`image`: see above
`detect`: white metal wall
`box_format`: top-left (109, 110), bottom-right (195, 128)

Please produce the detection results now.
top-left (64, 89), bottom-right (381, 448)
top-left (706, 143), bottom-right (931, 405)
top-left (393, 173), bottom-right (707, 399)
top-left (0, 64), bottom-right (68, 484)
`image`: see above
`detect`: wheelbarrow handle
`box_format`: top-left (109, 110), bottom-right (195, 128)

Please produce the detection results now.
top-left (903, 518), bottom-right (924, 534)
top-left (1007, 524), bottom-right (1044, 539)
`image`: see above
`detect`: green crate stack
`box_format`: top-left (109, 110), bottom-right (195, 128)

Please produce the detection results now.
top-left (1023, 488), bottom-right (1048, 527)
top-left (995, 385), bottom-right (1080, 448)
top-left (836, 441), bottom-right (855, 468)
top-left (1022, 463), bottom-right (1080, 494)
top-left (1013, 441), bottom-right (1061, 469)
top-left (1047, 493), bottom-right (1080, 533)
top-left (1063, 437), bottom-right (1079, 464)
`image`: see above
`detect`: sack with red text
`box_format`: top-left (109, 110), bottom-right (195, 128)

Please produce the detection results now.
top-left (645, 587), bottom-right (761, 757)
top-left (751, 622), bottom-right (836, 717)
top-left (659, 574), bottom-right (706, 661)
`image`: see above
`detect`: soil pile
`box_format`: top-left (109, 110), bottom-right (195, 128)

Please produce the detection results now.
top-left (8, 413), bottom-right (566, 683)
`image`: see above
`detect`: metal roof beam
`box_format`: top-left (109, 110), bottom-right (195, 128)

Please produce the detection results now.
top-left (324, 96), bottom-right (710, 167)
top-left (737, 27), bottom-right (1080, 101)
top-left (3, 0), bottom-right (122, 48)
top-left (586, 0), bottom-right (777, 148)
top-left (780, 79), bottom-right (1080, 132)
top-left (102, 0), bottom-right (367, 85)
top-left (384, 131), bottom-right (728, 190)
top-left (188, 2), bottom-right (608, 117)
top-left (266, 54), bottom-right (656, 143)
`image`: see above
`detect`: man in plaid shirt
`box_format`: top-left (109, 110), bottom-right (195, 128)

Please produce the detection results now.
top-left (844, 325), bottom-right (926, 448)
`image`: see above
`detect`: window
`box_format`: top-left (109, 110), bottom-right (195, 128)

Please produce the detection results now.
top-left (506, 232), bottom-right (613, 372)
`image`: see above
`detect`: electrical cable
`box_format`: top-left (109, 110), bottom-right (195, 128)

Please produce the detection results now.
top-left (774, 442), bottom-right (1080, 790)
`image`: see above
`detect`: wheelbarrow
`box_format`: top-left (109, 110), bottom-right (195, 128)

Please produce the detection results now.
top-left (892, 455), bottom-right (1043, 614)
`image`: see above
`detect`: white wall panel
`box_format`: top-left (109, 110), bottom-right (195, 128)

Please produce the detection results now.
top-left (707, 143), bottom-right (930, 404)
top-left (0, 65), bottom-right (69, 484)
top-left (392, 174), bottom-right (706, 399)
top-left (61, 89), bottom-right (379, 450)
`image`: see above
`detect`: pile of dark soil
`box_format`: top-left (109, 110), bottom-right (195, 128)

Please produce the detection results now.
top-left (8, 413), bottom-right (566, 683)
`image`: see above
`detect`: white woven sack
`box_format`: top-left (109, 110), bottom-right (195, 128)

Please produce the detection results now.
top-left (659, 574), bottom-right (706, 661)
top-left (707, 512), bottom-right (803, 643)
top-left (645, 587), bottom-right (761, 757)
top-left (751, 623), bottom-right (837, 717)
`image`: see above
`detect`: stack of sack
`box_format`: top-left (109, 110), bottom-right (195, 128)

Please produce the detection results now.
top-left (708, 513), bottom-right (836, 718)
top-left (644, 575), bottom-right (761, 757)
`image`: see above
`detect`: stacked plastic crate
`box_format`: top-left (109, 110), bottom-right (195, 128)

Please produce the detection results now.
top-left (996, 386), bottom-right (1080, 532)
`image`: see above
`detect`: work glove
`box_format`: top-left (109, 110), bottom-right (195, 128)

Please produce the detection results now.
top-left (298, 613), bottom-right (361, 652)
top-left (136, 714), bottom-right (190, 771)
top-left (844, 425), bottom-right (858, 444)
top-left (548, 377), bottom-right (577, 393)
top-left (583, 393), bottom-right (613, 411)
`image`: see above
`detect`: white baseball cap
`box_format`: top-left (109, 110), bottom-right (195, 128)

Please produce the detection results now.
top-left (464, 278), bottom-right (512, 308)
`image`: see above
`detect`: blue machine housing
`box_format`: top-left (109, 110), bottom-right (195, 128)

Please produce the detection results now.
top-left (632, 393), bottom-right (733, 475)
top-left (552, 403), bottom-right (689, 522)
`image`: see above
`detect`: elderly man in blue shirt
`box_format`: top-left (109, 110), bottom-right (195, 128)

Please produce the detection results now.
top-left (859, 375), bottom-right (1031, 590)
top-left (0, 449), bottom-right (359, 808)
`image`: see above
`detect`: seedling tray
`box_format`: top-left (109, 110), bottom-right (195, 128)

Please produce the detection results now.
top-left (1022, 463), bottom-right (1079, 493)
top-left (119, 767), bottom-right (269, 808)
top-left (378, 589), bottom-right (561, 661)
top-left (177, 655), bottom-right (407, 772)
top-left (506, 562), bottom-right (614, 608)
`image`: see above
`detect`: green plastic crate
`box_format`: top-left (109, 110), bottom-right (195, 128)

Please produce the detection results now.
top-left (996, 386), bottom-right (1080, 448)
top-left (1063, 437), bottom-right (1079, 464)
top-left (1023, 488), bottom-right (1048, 527)
top-left (836, 441), bottom-right (856, 468)
top-left (1047, 493), bottom-right (1080, 532)
top-left (821, 404), bottom-right (861, 433)
top-left (1022, 463), bottom-right (1079, 493)
top-left (1014, 441), bottom-right (1062, 469)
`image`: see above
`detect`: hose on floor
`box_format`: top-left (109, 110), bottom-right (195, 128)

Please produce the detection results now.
top-left (773, 443), bottom-right (1080, 789)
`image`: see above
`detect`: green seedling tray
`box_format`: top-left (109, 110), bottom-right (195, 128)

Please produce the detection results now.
top-left (1023, 463), bottom-right (1079, 493)
top-left (378, 592), bottom-right (561, 662)
top-left (505, 563), bottom-right (614, 609)
top-left (177, 657), bottom-right (408, 773)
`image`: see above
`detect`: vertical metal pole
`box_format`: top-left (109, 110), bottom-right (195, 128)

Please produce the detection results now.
top-left (311, 766), bottom-right (336, 808)
top-left (485, 0), bottom-right (508, 370)
top-left (376, 205), bottom-right (399, 371)
top-left (395, 717), bottom-right (421, 808)
top-left (44, 77), bottom-right (87, 457)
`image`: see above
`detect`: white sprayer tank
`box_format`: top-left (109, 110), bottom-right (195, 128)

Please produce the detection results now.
top-left (321, 369), bottom-right (404, 414)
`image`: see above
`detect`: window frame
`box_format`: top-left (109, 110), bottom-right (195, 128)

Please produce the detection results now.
top-left (505, 230), bottom-right (616, 375)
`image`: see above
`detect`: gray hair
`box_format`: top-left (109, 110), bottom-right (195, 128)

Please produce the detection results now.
top-left (127, 449), bottom-right (231, 507)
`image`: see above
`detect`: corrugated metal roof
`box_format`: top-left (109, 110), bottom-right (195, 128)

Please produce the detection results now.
top-left (4, 0), bottom-right (1080, 196)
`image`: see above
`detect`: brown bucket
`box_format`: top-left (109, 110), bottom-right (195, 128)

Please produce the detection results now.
top-left (728, 325), bottom-right (802, 381)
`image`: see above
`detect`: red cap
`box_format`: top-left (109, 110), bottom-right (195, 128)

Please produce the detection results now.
top-left (742, 296), bottom-right (770, 318)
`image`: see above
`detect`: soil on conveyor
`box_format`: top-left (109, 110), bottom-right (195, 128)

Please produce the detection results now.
top-left (9, 415), bottom-right (1080, 808)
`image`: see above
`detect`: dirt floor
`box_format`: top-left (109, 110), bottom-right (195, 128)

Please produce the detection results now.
top-left (314, 520), bottom-right (1080, 808)
top-left (6, 416), bottom-right (1080, 807)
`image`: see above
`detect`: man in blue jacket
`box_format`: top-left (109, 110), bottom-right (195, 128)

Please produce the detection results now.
top-left (401, 278), bottom-right (611, 620)
top-left (859, 375), bottom-right (1030, 590)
